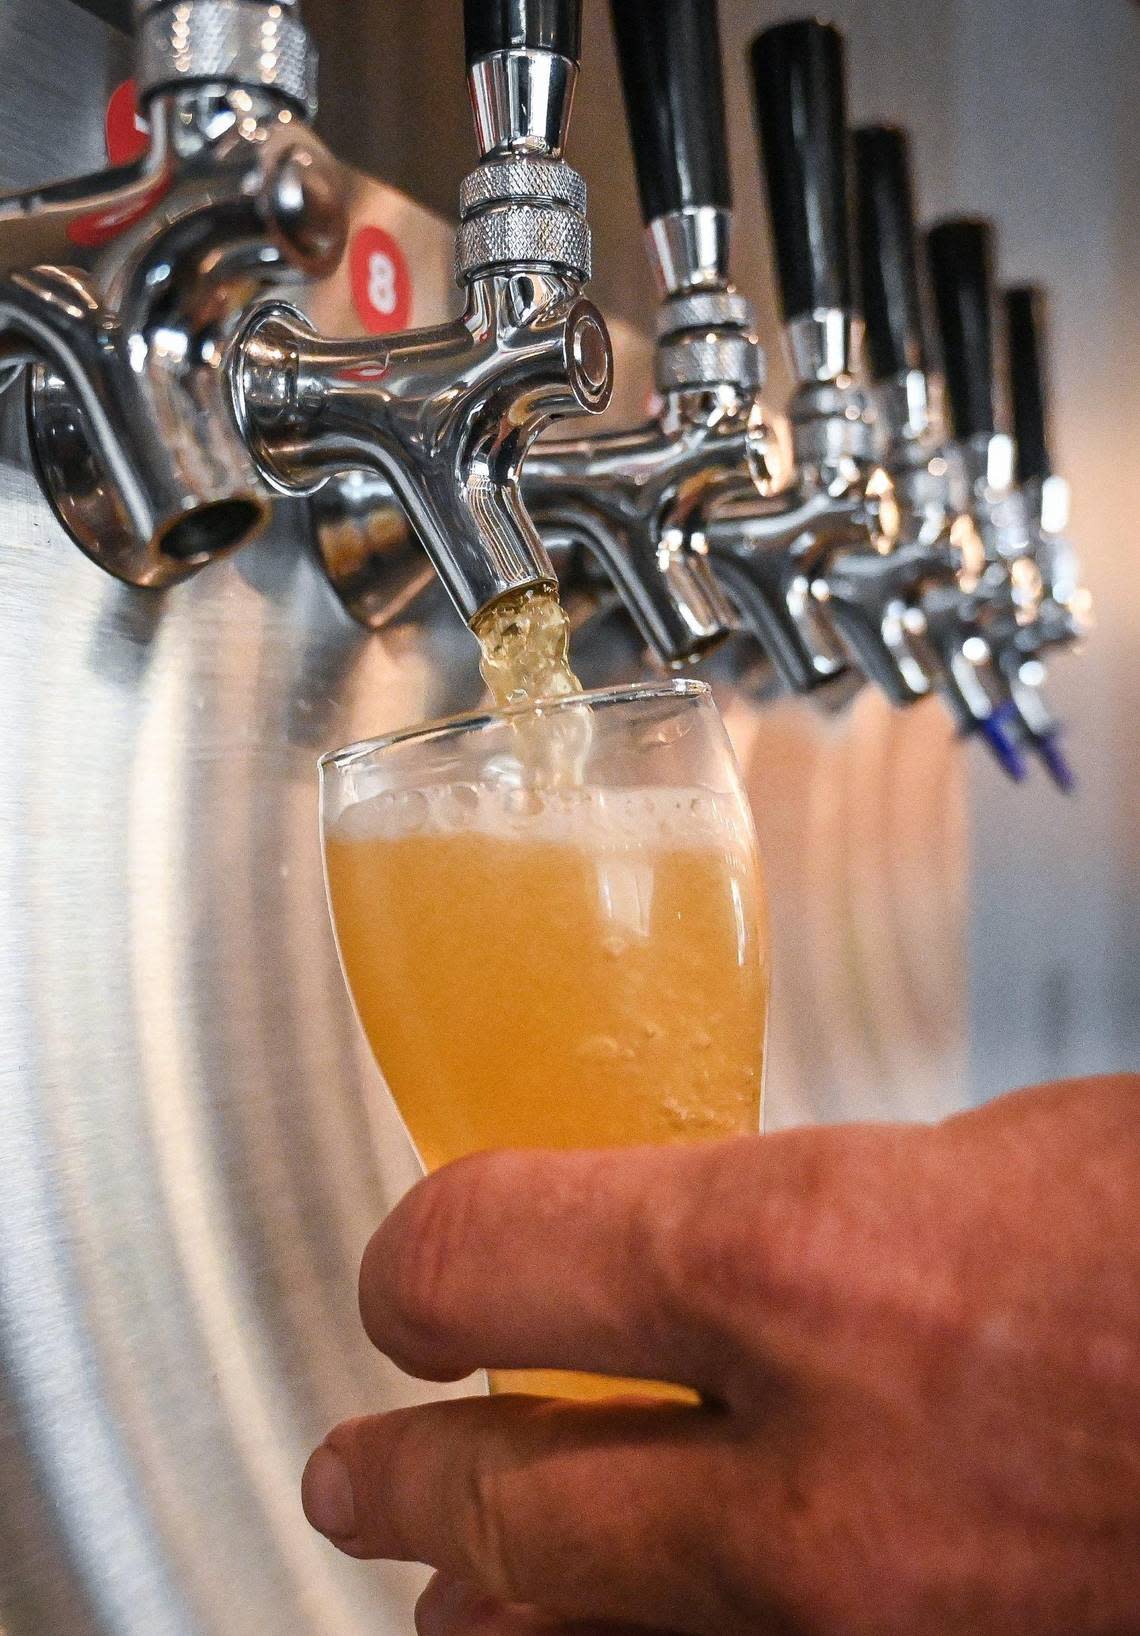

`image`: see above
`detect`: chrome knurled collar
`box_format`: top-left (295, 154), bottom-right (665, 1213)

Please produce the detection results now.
top-left (456, 157), bottom-right (591, 283)
top-left (655, 332), bottom-right (766, 394)
top-left (138, 0), bottom-right (317, 117)
top-left (789, 390), bottom-right (877, 467)
top-left (456, 206), bottom-right (591, 284)
top-left (656, 288), bottom-right (757, 340)
top-left (459, 160), bottom-right (587, 217)
top-left (134, 0), bottom-right (301, 11)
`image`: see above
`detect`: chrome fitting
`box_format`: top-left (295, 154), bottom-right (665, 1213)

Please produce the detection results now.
top-left (459, 160), bottom-right (587, 216)
top-left (133, 0), bottom-right (302, 11)
top-left (655, 288), bottom-right (757, 341)
top-left (875, 368), bottom-right (941, 450)
top-left (653, 289), bottom-right (767, 393)
top-left (469, 48), bottom-right (578, 159)
top-left (1034, 473), bottom-right (1072, 537)
top-left (787, 308), bottom-right (861, 386)
top-left (788, 381), bottom-right (877, 468)
top-left (955, 431), bottom-right (1017, 498)
top-left (645, 206), bottom-right (730, 297)
top-left (655, 332), bottom-right (766, 394)
top-left (137, 0), bottom-right (317, 116)
top-left (456, 157), bottom-right (591, 283)
top-left (948, 433), bottom-right (1031, 562)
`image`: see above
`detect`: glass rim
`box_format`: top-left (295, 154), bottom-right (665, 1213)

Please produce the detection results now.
top-left (319, 679), bottom-right (713, 774)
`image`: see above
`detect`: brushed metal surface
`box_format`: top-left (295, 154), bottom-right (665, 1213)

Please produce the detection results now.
top-left (0, 4), bottom-right (966, 1633)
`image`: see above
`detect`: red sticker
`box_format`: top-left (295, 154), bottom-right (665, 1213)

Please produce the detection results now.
top-left (336, 363), bottom-right (391, 384)
top-left (106, 79), bottom-right (150, 167)
top-left (350, 226), bottom-right (412, 335)
top-left (67, 175), bottom-right (172, 249)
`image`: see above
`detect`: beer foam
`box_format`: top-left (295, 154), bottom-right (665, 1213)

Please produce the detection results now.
top-left (330, 781), bottom-right (753, 855)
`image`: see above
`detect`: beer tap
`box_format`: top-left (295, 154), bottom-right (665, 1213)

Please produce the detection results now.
top-left (234, 0), bottom-right (613, 636)
top-left (990, 284), bottom-right (1091, 790)
top-left (923, 217), bottom-right (1047, 781)
top-left (1005, 282), bottom-right (1091, 658)
top-left (835, 123), bottom-right (966, 706)
top-left (846, 122), bottom-right (1037, 781)
top-left (0, 0), bottom-right (345, 588)
top-left (521, 0), bottom-right (780, 669)
top-left (705, 20), bottom-right (899, 700)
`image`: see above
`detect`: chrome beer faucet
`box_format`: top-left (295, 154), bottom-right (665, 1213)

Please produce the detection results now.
top-left (1005, 282), bottom-right (1092, 661)
top-left (235, 0), bottom-right (613, 635)
top-left (522, 0), bottom-right (780, 669)
top-left (986, 284), bottom-right (1092, 788)
top-left (921, 217), bottom-right (1055, 781)
top-left (705, 21), bottom-right (902, 700)
top-left (0, 0), bottom-right (345, 587)
top-left (831, 124), bottom-right (967, 707)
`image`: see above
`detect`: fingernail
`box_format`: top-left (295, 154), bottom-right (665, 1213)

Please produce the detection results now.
top-left (302, 1445), bottom-right (356, 1541)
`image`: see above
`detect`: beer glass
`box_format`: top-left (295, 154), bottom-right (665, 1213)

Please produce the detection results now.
top-left (320, 681), bottom-right (770, 1399)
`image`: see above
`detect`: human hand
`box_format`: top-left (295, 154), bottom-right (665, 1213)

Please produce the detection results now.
top-left (302, 1076), bottom-right (1140, 1635)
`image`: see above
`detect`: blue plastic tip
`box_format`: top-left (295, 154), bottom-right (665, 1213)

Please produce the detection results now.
top-left (1035, 730), bottom-right (1078, 794)
top-left (977, 709), bottom-right (1029, 782)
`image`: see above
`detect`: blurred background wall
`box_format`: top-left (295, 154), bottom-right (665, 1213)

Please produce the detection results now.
top-left (306, 0), bottom-right (1140, 1107)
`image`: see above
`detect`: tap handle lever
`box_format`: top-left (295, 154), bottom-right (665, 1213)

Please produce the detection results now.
top-left (1005, 284), bottom-right (1053, 483)
top-left (853, 125), bottom-right (928, 381)
top-left (926, 217), bottom-right (997, 441)
top-left (749, 19), bottom-right (852, 326)
top-left (609, 0), bottom-right (731, 236)
top-left (465, 0), bottom-right (580, 64)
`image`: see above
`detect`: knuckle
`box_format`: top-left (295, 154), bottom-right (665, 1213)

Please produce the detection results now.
top-left (358, 1408), bottom-right (429, 1558)
top-left (359, 1156), bottom-right (486, 1362)
top-left (650, 1137), bottom-right (842, 1343)
top-left (459, 1445), bottom-right (522, 1602)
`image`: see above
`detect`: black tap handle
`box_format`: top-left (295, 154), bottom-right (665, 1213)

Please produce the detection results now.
top-left (749, 19), bottom-right (851, 322)
top-left (464, 0), bottom-right (581, 65)
top-left (926, 218), bottom-right (997, 440)
top-left (609, 0), bottom-right (731, 226)
top-left (853, 125), bottom-right (928, 380)
top-left (1005, 285), bottom-right (1053, 482)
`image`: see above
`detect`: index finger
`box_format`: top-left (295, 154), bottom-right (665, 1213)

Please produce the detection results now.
top-left (415, 1572), bottom-right (685, 1636)
top-left (359, 1142), bottom-right (743, 1395)
top-left (307, 1394), bottom-right (745, 1631)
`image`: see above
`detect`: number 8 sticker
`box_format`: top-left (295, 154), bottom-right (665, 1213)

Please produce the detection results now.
top-left (350, 226), bottom-right (413, 334)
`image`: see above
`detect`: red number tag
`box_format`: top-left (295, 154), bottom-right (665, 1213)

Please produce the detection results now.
top-left (350, 226), bottom-right (412, 335)
top-left (106, 79), bottom-right (150, 167)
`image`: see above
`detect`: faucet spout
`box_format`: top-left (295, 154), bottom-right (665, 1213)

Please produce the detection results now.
top-left (527, 366), bottom-right (781, 667)
top-left (235, 271), bottom-right (611, 626)
top-left (0, 0), bottom-right (344, 589)
top-left (285, 0), bottom-right (613, 639)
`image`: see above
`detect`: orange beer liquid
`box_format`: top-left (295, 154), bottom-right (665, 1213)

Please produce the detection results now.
top-left (326, 778), bottom-right (769, 1401)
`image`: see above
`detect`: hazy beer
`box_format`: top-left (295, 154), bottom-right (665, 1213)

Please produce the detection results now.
top-left (325, 760), bottom-right (769, 1401)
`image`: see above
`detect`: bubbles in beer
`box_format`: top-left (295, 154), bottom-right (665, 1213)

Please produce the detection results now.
top-left (331, 780), bottom-right (756, 854)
